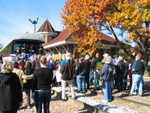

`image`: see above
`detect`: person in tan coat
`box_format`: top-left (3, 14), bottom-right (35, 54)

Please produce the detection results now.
top-left (13, 62), bottom-right (33, 87)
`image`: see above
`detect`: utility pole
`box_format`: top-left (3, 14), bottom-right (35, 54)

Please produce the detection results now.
top-left (29, 18), bottom-right (39, 34)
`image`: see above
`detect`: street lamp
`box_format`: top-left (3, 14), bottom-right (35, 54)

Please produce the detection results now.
top-left (29, 18), bottom-right (39, 34)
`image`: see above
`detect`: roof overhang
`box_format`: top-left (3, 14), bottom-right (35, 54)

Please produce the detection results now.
top-left (44, 40), bottom-right (118, 50)
top-left (12, 32), bottom-right (45, 43)
top-left (36, 32), bottom-right (57, 36)
top-left (44, 41), bottom-right (77, 49)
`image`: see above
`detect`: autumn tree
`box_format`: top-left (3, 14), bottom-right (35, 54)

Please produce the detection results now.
top-left (62, 0), bottom-right (150, 64)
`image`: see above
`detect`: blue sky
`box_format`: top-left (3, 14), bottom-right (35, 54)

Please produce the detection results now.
top-left (0, 0), bottom-right (66, 46)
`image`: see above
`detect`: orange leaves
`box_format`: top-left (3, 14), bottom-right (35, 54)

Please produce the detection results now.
top-left (62, 0), bottom-right (150, 55)
top-left (137, 0), bottom-right (150, 7)
top-left (62, 0), bottom-right (109, 55)
top-left (108, 0), bottom-right (150, 43)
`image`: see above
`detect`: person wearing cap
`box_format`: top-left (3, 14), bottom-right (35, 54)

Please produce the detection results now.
top-left (97, 56), bottom-right (115, 102)
top-left (101, 53), bottom-right (109, 63)
top-left (60, 55), bottom-right (75, 100)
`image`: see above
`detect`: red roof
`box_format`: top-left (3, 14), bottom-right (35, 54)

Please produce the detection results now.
top-left (43, 28), bottom-right (73, 46)
top-left (37, 20), bottom-right (55, 33)
top-left (43, 27), bottom-right (116, 46)
top-left (101, 33), bottom-right (116, 44)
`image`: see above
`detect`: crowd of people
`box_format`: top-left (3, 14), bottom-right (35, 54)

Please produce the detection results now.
top-left (0, 52), bottom-right (146, 113)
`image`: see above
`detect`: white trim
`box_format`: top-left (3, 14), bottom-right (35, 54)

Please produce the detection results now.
top-left (44, 41), bottom-right (118, 50)
top-left (44, 41), bottom-right (77, 49)
top-left (36, 32), bottom-right (57, 36)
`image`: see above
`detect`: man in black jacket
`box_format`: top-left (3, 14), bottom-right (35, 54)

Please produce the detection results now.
top-left (60, 55), bottom-right (75, 100)
top-left (76, 57), bottom-right (87, 93)
top-left (116, 56), bottom-right (126, 92)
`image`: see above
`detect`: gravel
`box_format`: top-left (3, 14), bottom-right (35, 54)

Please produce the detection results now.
top-left (76, 96), bottom-right (138, 113)
top-left (17, 87), bottom-right (138, 113)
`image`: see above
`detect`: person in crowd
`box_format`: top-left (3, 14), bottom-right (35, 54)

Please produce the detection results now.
top-left (70, 56), bottom-right (75, 64)
top-left (123, 59), bottom-right (129, 91)
top-left (55, 59), bottom-right (60, 68)
top-left (38, 44), bottom-right (44, 55)
top-left (32, 55), bottom-right (41, 70)
top-left (76, 57), bottom-right (87, 93)
top-left (116, 56), bottom-right (126, 93)
top-left (60, 55), bottom-right (66, 67)
top-left (60, 54), bottom-right (74, 67)
top-left (89, 57), bottom-right (95, 85)
top-left (32, 56), bottom-right (53, 113)
top-left (84, 55), bottom-right (91, 89)
top-left (46, 56), bottom-right (56, 86)
top-left (60, 55), bottom-right (75, 100)
top-left (91, 53), bottom-right (102, 68)
top-left (24, 61), bottom-right (34, 109)
top-left (112, 55), bottom-right (118, 66)
top-left (97, 56), bottom-right (115, 102)
top-left (55, 62), bottom-right (62, 86)
top-left (72, 58), bottom-right (79, 86)
top-left (90, 53), bottom-right (101, 89)
top-left (130, 61), bottom-right (138, 94)
top-left (128, 63), bottom-right (133, 89)
top-left (13, 62), bottom-right (32, 87)
top-left (112, 55), bottom-right (118, 88)
top-left (18, 60), bottom-right (25, 71)
top-left (0, 61), bottom-right (23, 113)
top-left (46, 57), bottom-right (56, 70)
top-left (130, 53), bottom-right (145, 96)
top-left (101, 53), bottom-right (109, 63)
top-left (16, 47), bottom-right (21, 54)
top-left (29, 44), bottom-right (35, 54)
top-left (21, 43), bottom-right (26, 53)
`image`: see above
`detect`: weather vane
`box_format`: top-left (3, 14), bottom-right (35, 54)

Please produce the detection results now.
top-left (29, 18), bottom-right (39, 34)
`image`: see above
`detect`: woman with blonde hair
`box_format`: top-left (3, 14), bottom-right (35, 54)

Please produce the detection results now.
top-left (32, 56), bottom-right (53, 113)
top-left (0, 61), bottom-right (22, 113)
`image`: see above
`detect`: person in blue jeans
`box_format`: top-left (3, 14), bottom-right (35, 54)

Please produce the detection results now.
top-left (89, 70), bottom-right (94, 85)
top-left (97, 56), bottom-right (115, 102)
top-left (34, 90), bottom-right (51, 113)
top-left (130, 53), bottom-right (145, 96)
top-left (76, 57), bottom-right (87, 93)
top-left (32, 56), bottom-right (53, 113)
